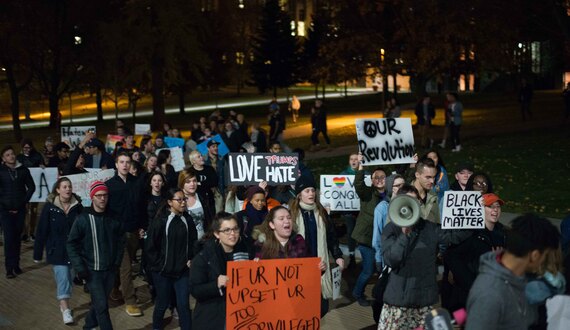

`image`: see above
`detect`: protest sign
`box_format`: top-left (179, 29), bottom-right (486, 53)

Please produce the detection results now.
top-left (441, 191), bottom-right (485, 229)
top-left (356, 118), bottom-right (415, 166)
top-left (29, 168), bottom-right (59, 202)
top-left (226, 258), bottom-right (321, 330)
top-left (63, 169), bottom-right (115, 207)
top-left (134, 124), bottom-right (151, 136)
top-left (164, 137), bottom-right (185, 149)
top-left (105, 134), bottom-right (124, 153)
top-left (196, 135), bottom-right (230, 157)
top-left (332, 266), bottom-right (342, 300)
top-left (226, 153), bottom-right (299, 186)
top-left (320, 175), bottom-right (361, 211)
top-left (61, 126), bottom-right (96, 149)
top-left (156, 147), bottom-right (185, 172)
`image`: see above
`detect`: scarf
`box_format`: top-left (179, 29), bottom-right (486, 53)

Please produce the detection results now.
top-left (296, 201), bottom-right (334, 299)
top-left (245, 203), bottom-right (268, 235)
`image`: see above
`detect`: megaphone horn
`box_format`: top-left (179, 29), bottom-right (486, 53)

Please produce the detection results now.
top-left (388, 195), bottom-right (421, 227)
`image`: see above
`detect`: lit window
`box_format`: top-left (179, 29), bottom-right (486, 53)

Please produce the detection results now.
top-left (297, 21), bottom-right (305, 37)
top-left (74, 36), bottom-right (82, 45)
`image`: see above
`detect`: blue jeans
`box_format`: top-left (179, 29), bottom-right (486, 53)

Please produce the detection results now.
top-left (0, 208), bottom-right (25, 271)
top-left (352, 245), bottom-right (375, 298)
top-left (84, 269), bottom-right (116, 330)
top-left (152, 271), bottom-right (192, 330)
top-left (53, 265), bottom-right (72, 300)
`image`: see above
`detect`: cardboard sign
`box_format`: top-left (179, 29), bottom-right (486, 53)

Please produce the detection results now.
top-left (134, 124), bottom-right (151, 136)
top-left (332, 266), bottom-right (342, 300)
top-left (29, 168), bottom-right (59, 202)
top-left (196, 135), bottom-right (230, 157)
top-left (226, 153), bottom-right (299, 186)
top-left (320, 175), bottom-right (361, 211)
top-left (226, 258), bottom-right (321, 330)
top-left (164, 137), bottom-right (185, 149)
top-left (441, 191), bottom-right (485, 229)
top-left (356, 118), bottom-right (415, 165)
top-left (63, 169), bottom-right (115, 207)
top-left (61, 126), bottom-right (96, 150)
top-left (105, 134), bottom-right (124, 153)
top-left (156, 147), bottom-right (185, 172)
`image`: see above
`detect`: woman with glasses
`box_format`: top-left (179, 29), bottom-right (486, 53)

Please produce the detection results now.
top-left (190, 212), bottom-right (251, 330)
top-left (444, 193), bottom-right (506, 312)
top-left (465, 172), bottom-right (494, 194)
top-left (146, 188), bottom-right (198, 330)
top-left (33, 177), bottom-right (82, 324)
top-left (290, 175), bottom-right (344, 317)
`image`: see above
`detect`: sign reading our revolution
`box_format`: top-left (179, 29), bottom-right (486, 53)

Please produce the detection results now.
top-left (226, 153), bottom-right (299, 186)
top-left (441, 191), bottom-right (485, 229)
top-left (63, 169), bottom-right (115, 207)
top-left (356, 118), bottom-right (415, 166)
top-left (61, 126), bottom-right (96, 150)
top-left (320, 175), bottom-right (361, 211)
top-left (226, 258), bottom-right (321, 330)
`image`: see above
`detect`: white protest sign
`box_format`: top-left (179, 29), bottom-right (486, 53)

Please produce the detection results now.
top-left (356, 118), bottom-right (415, 166)
top-left (320, 175), bottom-right (360, 211)
top-left (441, 191), bottom-right (485, 229)
top-left (29, 168), bottom-right (59, 202)
top-left (156, 147), bottom-right (185, 172)
top-left (63, 169), bottom-right (115, 207)
top-left (134, 124), bottom-right (151, 136)
top-left (61, 126), bottom-right (96, 150)
top-left (332, 266), bottom-right (342, 300)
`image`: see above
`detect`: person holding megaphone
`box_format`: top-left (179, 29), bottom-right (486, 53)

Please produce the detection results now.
top-left (378, 185), bottom-right (472, 330)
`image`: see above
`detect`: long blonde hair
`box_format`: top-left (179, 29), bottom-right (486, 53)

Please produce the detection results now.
top-left (538, 247), bottom-right (564, 275)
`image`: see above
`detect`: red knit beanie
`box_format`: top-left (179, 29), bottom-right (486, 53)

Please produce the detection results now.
top-left (90, 180), bottom-right (108, 199)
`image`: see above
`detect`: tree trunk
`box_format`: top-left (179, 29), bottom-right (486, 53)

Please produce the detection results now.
top-left (344, 80), bottom-right (348, 97)
top-left (322, 83), bottom-right (325, 101)
top-left (6, 65), bottom-right (23, 143)
top-left (314, 83), bottom-right (318, 98)
top-left (96, 85), bottom-right (103, 122)
top-left (48, 93), bottom-right (60, 131)
top-left (151, 53), bottom-right (165, 131)
top-left (179, 85), bottom-right (185, 115)
top-left (392, 74), bottom-right (398, 96)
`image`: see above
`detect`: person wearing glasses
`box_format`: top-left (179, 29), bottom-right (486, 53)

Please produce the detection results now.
top-left (466, 172), bottom-right (494, 194)
top-left (146, 188), bottom-right (198, 330)
top-left (351, 154), bottom-right (389, 306)
top-left (190, 212), bottom-right (251, 330)
top-left (67, 181), bottom-right (124, 330)
top-left (444, 193), bottom-right (506, 312)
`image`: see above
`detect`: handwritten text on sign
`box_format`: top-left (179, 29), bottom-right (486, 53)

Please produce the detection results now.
top-left (356, 118), bottom-right (415, 166)
top-left (29, 168), bottom-right (59, 202)
top-left (320, 175), bottom-right (360, 211)
top-left (61, 126), bottom-right (96, 150)
top-left (226, 153), bottom-right (299, 186)
top-left (441, 191), bottom-right (484, 229)
top-left (226, 258), bottom-right (321, 330)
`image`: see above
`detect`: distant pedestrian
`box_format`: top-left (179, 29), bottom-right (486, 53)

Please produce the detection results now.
top-left (447, 93), bottom-right (463, 152)
top-left (289, 95), bottom-right (301, 123)
top-left (519, 78), bottom-right (534, 122)
top-left (384, 97), bottom-right (401, 118)
top-left (310, 99), bottom-right (330, 150)
top-left (67, 181), bottom-right (124, 330)
top-left (415, 95), bottom-right (436, 148)
top-left (563, 82), bottom-right (570, 121)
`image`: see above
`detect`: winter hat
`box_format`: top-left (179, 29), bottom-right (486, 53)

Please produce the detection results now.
top-left (295, 175), bottom-right (316, 196)
top-left (246, 185), bottom-right (266, 201)
top-left (90, 181), bottom-right (108, 200)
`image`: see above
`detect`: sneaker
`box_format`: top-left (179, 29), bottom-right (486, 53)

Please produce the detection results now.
top-left (356, 297), bottom-right (370, 307)
top-left (171, 307), bottom-right (179, 319)
top-left (14, 267), bottom-right (23, 275)
top-left (451, 145), bottom-right (462, 152)
top-left (62, 308), bottom-right (74, 325)
top-left (6, 270), bottom-right (16, 279)
top-left (126, 304), bottom-right (142, 317)
top-left (438, 141), bottom-right (446, 149)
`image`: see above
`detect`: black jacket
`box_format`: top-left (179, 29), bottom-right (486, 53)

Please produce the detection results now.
top-left (84, 150), bottom-right (115, 169)
top-left (106, 173), bottom-right (141, 232)
top-left (298, 208), bottom-right (343, 260)
top-left (67, 208), bottom-right (124, 274)
top-left (17, 151), bottom-right (44, 167)
top-left (190, 239), bottom-right (251, 330)
top-left (34, 194), bottom-right (83, 265)
top-left (63, 147), bottom-right (89, 175)
top-left (0, 163), bottom-right (35, 211)
top-left (146, 211), bottom-right (198, 278)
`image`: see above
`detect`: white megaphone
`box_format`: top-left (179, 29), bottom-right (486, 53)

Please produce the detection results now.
top-left (388, 195), bottom-right (421, 227)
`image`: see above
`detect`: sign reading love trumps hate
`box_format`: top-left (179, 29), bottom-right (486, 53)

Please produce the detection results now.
top-left (226, 258), bottom-right (321, 330)
top-left (356, 118), bottom-right (415, 166)
top-left (320, 175), bottom-right (361, 211)
top-left (226, 153), bottom-right (299, 186)
top-left (441, 191), bottom-right (485, 229)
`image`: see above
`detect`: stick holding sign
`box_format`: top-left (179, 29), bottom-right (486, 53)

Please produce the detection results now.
top-left (356, 118), bottom-right (415, 166)
top-left (226, 258), bottom-right (321, 330)
top-left (441, 191), bottom-right (485, 229)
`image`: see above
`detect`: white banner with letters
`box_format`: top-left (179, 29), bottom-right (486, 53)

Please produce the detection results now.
top-left (356, 118), bottom-right (415, 166)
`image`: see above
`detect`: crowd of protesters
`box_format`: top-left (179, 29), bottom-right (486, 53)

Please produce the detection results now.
top-left (0, 96), bottom-right (568, 330)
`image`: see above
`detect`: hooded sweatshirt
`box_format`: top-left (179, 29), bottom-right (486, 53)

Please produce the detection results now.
top-left (466, 251), bottom-right (537, 330)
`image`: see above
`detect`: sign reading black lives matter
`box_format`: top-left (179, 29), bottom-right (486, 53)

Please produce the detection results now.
top-left (226, 153), bottom-right (299, 186)
top-left (441, 191), bottom-right (485, 229)
top-left (356, 118), bottom-right (415, 166)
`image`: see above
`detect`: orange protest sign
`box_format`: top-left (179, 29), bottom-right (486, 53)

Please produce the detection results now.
top-left (226, 257), bottom-right (321, 330)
